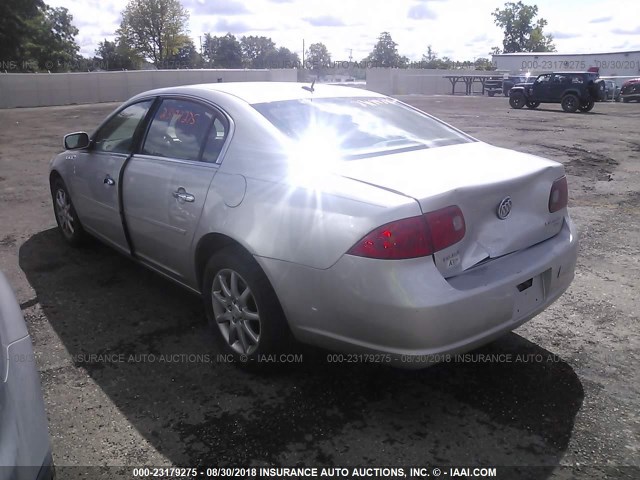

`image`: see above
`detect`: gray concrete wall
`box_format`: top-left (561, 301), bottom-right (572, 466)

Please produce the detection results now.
top-left (366, 68), bottom-right (495, 96)
top-left (0, 69), bottom-right (297, 108)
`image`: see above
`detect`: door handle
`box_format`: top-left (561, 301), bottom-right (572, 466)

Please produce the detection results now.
top-left (104, 175), bottom-right (115, 186)
top-left (172, 188), bottom-right (195, 203)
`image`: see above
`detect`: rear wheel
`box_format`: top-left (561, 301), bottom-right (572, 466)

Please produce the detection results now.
top-left (561, 94), bottom-right (579, 113)
top-left (526, 101), bottom-right (540, 109)
top-left (509, 93), bottom-right (526, 109)
top-left (51, 177), bottom-right (88, 246)
top-left (579, 99), bottom-right (595, 112)
top-left (203, 246), bottom-right (291, 363)
top-left (488, 91), bottom-right (495, 97)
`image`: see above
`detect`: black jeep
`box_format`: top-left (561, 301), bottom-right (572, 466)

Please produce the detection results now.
top-left (509, 72), bottom-right (605, 112)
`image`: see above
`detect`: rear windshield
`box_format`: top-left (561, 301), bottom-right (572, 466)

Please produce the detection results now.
top-left (253, 97), bottom-right (472, 159)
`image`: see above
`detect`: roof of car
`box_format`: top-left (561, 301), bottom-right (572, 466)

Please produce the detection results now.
top-left (140, 82), bottom-right (384, 105)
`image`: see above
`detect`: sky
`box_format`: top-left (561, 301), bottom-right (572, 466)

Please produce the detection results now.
top-left (46, 0), bottom-right (640, 62)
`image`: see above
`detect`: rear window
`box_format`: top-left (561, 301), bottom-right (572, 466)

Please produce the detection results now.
top-left (253, 97), bottom-right (472, 159)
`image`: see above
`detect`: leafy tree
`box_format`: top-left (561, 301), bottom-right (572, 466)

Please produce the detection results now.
top-left (94, 38), bottom-right (141, 70)
top-left (365, 32), bottom-right (409, 68)
top-left (240, 35), bottom-right (276, 68)
top-left (474, 58), bottom-right (496, 71)
top-left (203, 33), bottom-right (243, 68)
top-left (305, 42), bottom-right (331, 72)
top-left (265, 47), bottom-right (300, 69)
top-left (118, 0), bottom-right (190, 65)
top-left (492, 2), bottom-right (556, 53)
top-left (0, 0), bottom-right (44, 63)
top-left (165, 38), bottom-right (203, 68)
top-left (24, 6), bottom-right (80, 72)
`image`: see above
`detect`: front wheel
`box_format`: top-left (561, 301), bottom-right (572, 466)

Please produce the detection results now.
top-left (561, 94), bottom-right (580, 113)
top-left (509, 93), bottom-right (526, 109)
top-left (526, 101), bottom-right (540, 109)
top-left (51, 177), bottom-right (88, 246)
top-left (203, 246), bottom-right (291, 362)
top-left (579, 100), bottom-right (595, 112)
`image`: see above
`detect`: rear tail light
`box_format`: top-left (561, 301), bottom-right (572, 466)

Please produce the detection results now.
top-left (347, 205), bottom-right (466, 260)
top-left (549, 176), bottom-right (568, 213)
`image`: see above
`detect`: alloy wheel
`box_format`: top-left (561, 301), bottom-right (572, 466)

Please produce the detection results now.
top-left (55, 188), bottom-right (75, 237)
top-left (211, 269), bottom-right (261, 355)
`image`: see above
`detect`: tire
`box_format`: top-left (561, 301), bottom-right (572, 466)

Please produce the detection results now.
top-left (488, 91), bottom-right (495, 97)
top-left (203, 246), bottom-right (291, 362)
top-left (526, 101), bottom-right (540, 109)
top-left (561, 94), bottom-right (580, 113)
top-left (51, 177), bottom-right (88, 247)
top-left (622, 97), bottom-right (629, 103)
top-left (509, 93), bottom-right (526, 109)
top-left (579, 100), bottom-right (595, 112)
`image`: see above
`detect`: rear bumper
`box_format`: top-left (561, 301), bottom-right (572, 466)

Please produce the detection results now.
top-left (260, 215), bottom-right (578, 366)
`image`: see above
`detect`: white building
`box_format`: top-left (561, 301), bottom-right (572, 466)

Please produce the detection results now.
top-left (492, 50), bottom-right (640, 81)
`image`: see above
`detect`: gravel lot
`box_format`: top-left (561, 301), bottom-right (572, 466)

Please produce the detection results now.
top-left (0, 95), bottom-right (638, 479)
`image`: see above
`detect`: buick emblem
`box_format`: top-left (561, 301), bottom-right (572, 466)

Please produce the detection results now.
top-left (497, 196), bottom-right (512, 220)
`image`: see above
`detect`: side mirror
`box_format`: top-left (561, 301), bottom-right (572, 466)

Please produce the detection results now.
top-left (63, 132), bottom-right (90, 150)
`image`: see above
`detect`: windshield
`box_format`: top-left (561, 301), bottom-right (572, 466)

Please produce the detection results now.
top-left (253, 97), bottom-right (472, 159)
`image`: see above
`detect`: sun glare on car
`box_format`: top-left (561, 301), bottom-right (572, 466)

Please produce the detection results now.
top-left (285, 123), bottom-right (344, 188)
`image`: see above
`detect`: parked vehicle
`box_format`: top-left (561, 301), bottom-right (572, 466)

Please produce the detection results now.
top-left (619, 78), bottom-right (640, 102)
top-left (50, 83), bottom-right (578, 367)
top-left (0, 272), bottom-right (55, 479)
top-left (485, 75), bottom-right (532, 97)
top-left (509, 71), bottom-right (605, 112)
top-left (603, 80), bottom-right (619, 101)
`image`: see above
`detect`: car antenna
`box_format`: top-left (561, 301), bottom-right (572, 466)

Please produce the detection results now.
top-left (302, 78), bottom-right (316, 93)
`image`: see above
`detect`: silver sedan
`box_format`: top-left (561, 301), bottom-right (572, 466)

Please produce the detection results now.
top-left (49, 82), bottom-right (578, 366)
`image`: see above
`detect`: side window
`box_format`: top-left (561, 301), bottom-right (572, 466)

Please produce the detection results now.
top-left (571, 75), bottom-right (584, 84)
top-left (142, 99), bottom-right (214, 161)
top-left (201, 116), bottom-right (229, 163)
top-left (536, 74), bottom-right (551, 84)
top-left (93, 100), bottom-right (153, 153)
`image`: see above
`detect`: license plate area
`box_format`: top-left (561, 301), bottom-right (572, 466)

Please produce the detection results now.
top-left (513, 274), bottom-right (545, 317)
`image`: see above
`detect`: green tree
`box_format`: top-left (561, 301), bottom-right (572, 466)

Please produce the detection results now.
top-left (203, 33), bottom-right (243, 68)
top-left (0, 0), bottom-right (44, 64)
top-left (24, 6), bottom-right (80, 72)
top-left (94, 38), bottom-right (142, 70)
top-left (305, 42), bottom-right (331, 72)
top-left (118, 0), bottom-right (190, 65)
top-left (492, 2), bottom-right (556, 53)
top-left (265, 47), bottom-right (299, 69)
top-left (240, 35), bottom-right (276, 68)
top-left (474, 57), bottom-right (496, 71)
top-left (365, 32), bottom-right (409, 68)
top-left (165, 38), bottom-right (203, 68)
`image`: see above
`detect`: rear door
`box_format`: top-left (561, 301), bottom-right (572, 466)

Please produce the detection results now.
top-left (70, 100), bottom-right (154, 253)
top-left (122, 97), bottom-right (230, 282)
top-left (549, 73), bottom-right (572, 99)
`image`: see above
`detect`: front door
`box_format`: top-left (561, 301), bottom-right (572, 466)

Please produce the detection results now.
top-left (70, 100), bottom-right (154, 253)
top-left (531, 74), bottom-right (552, 101)
top-left (123, 98), bottom-right (230, 281)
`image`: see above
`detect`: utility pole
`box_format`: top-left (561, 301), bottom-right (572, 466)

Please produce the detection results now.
top-left (302, 39), bottom-right (305, 69)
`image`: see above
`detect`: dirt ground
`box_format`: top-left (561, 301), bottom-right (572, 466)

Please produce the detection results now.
top-left (0, 95), bottom-right (638, 479)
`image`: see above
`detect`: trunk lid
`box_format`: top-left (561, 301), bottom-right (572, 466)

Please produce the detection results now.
top-left (336, 142), bottom-right (566, 278)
